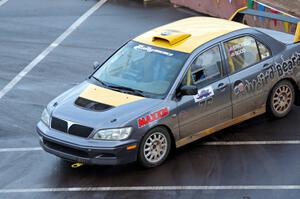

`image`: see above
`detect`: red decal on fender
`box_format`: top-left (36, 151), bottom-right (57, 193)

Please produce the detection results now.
top-left (138, 107), bottom-right (169, 128)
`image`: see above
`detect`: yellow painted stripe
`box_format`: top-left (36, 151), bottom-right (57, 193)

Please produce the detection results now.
top-left (80, 84), bottom-right (144, 107)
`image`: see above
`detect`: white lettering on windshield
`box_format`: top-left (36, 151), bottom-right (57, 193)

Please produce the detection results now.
top-left (134, 44), bottom-right (174, 57)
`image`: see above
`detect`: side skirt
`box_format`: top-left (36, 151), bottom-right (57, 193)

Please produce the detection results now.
top-left (175, 105), bottom-right (266, 148)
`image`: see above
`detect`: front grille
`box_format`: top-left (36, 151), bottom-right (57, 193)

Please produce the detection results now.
top-left (51, 117), bottom-right (94, 138)
top-left (51, 117), bottom-right (67, 133)
top-left (69, 124), bottom-right (94, 138)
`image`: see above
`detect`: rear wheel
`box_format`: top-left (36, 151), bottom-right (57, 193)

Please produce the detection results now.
top-left (267, 80), bottom-right (295, 118)
top-left (138, 127), bottom-right (171, 168)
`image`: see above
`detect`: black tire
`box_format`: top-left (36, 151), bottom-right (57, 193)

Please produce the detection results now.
top-left (138, 126), bottom-right (171, 168)
top-left (267, 80), bottom-right (295, 118)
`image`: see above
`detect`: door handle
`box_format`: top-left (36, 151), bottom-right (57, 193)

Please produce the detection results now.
top-left (217, 83), bottom-right (227, 91)
top-left (263, 63), bottom-right (272, 69)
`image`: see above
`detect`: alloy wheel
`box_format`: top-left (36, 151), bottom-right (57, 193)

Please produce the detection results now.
top-left (272, 84), bottom-right (293, 114)
top-left (143, 132), bottom-right (168, 164)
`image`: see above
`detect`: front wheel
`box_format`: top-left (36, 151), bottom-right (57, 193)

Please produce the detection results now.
top-left (138, 127), bottom-right (171, 168)
top-left (267, 80), bottom-right (295, 118)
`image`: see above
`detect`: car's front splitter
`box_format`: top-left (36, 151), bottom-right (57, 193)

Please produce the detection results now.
top-left (36, 122), bottom-right (139, 165)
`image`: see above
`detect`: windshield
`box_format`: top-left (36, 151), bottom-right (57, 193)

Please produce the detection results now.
top-left (92, 41), bottom-right (189, 98)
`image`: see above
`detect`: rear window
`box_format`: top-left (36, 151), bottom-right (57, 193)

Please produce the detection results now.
top-left (257, 41), bottom-right (271, 60)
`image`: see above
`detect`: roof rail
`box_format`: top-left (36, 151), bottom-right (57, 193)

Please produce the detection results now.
top-left (230, 7), bottom-right (300, 43)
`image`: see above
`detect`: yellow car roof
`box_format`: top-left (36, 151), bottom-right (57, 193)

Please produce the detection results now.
top-left (133, 17), bottom-right (249, 53)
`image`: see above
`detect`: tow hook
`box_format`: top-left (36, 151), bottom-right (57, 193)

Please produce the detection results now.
top-left (71, 162), bottom-right (84, 168)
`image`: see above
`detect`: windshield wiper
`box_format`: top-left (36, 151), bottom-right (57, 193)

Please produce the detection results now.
top-left (91, 76), bottom-right (108, 87)
top-left (108, 85), bottom-right (146, 97)
top-left (91, 77), bottom-right (146, 97)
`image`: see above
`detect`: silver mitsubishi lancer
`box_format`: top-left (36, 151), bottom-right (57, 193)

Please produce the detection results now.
top-left (37, 9), bottom-right (300, 168)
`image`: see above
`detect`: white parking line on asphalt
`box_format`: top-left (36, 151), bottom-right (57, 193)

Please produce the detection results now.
top-left (1, 140), bottom-right (300, 153)
top-left (0, 0), bottom-right (108, 99)
top-left (2, 185), bottom-right (300, 193)
top-left (0, 0), bottom-right (8, 7)
top-left (0, 147), bottom-right (42, 153)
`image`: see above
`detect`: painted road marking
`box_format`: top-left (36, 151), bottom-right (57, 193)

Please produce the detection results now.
top-left (2, 185), bottom-right (300, 193)
top-left (0, 147), bottom-right (42, 153)
top-left (0, 0), bottom-right (108, 99)
top-left (1, 140), bottom-right (300, 153)
top-left (0, 0), bottom-right (8, 7)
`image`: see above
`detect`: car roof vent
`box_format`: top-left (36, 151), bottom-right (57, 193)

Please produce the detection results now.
top-left (152, 30), bottom-right (191, 45)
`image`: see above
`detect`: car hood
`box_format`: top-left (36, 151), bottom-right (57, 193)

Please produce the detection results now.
top-left (48, 81), bottom-right (164, 129)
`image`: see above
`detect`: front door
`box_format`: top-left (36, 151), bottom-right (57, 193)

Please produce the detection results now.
top-left (223, 35), bottom-right (274, 117)
top-left (177, 45), bottom-right (232, 140)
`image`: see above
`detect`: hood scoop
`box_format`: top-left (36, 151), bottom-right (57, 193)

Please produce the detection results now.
top-left (75, 97), bottom-right (113, 111)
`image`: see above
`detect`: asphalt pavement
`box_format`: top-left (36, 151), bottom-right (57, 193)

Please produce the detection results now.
top-left (1, 0), bottom-right (300, 199)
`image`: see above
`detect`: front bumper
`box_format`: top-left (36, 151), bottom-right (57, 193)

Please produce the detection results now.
top-left (36, 122), bottom-right (139, 165)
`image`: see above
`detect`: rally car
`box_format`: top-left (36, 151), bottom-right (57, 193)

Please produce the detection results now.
top-left (37, 8), bottom-right (300, 168)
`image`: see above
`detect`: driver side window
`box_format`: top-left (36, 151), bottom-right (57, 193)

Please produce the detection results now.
top-left (182, 45), bottom-right (223, 87)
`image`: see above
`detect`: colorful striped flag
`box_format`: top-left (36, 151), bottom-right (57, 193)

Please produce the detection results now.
top-left (257, 4), bottom-right (265, 22)
top-left (270, 9), bottom-right (279, 26)
top-left (247, 0), bottom-right (254, 9)
top-left (283, 14), bottom-right (290, 32)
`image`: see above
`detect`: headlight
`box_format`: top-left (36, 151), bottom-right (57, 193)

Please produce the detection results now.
top-left (41, 109), bottom-right (51, 127)
top-left (92, 127), bottom-right (132, 140)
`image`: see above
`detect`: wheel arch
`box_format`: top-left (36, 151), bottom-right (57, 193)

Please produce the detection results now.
top-left (266, 78), bottom-right (299, 117)
top-left (137, 124), bottom-right (176, 167)
top-left (279, 77), bottom-right (300, 106)
top-left (145, 124), bottom-right (176, 153)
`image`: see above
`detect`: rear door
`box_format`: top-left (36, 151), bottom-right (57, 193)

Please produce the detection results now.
top-left (223, 35), bottom-right (274, 117)
top-left (177, 45), bottom-right (232, 139)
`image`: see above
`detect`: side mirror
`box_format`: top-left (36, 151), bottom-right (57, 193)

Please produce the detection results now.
top-left (93, 61), bottom-right (100, 70)
top-left (179, 85), bottom-right (198, 96)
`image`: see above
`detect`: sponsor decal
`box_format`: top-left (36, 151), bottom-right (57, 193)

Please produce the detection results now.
top-left (134, 44), bottom-right (173, 57)
top-left (233, 80), bottom-right (246, 95)
top-left (228, 39), bottom-right (254, 57)
top-left (275, 52), bottom-right (300, 78)
top-left (233, 52), bottom-right (300, 96)
top-left (138, 107), bottom-right (169, 128)
top-left (193, 86), bottom-right (214, 103)
top-left (229, 44), bottom-right (246, 57)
